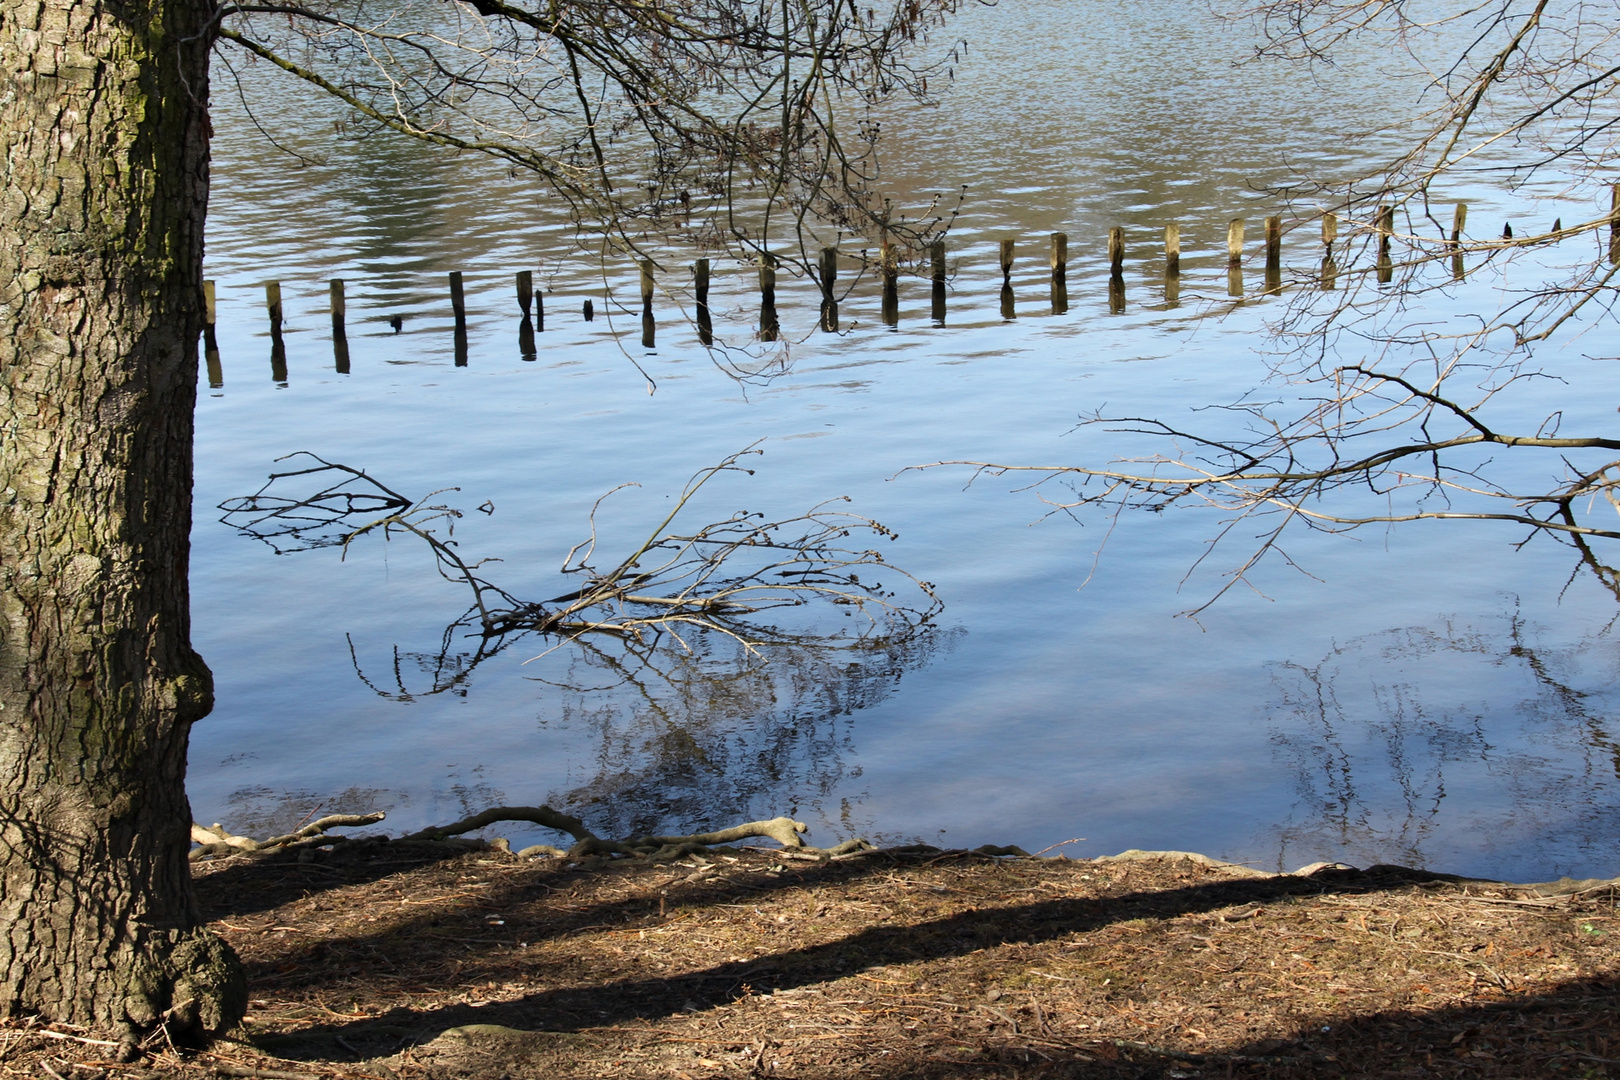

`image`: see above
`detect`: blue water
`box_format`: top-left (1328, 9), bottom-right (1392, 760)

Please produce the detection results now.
top-left (189, 0), bottom-right (1620, 880)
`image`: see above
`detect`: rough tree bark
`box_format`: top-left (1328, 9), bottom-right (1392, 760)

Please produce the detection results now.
top-left (0, 0), bottom-right (245, 1040)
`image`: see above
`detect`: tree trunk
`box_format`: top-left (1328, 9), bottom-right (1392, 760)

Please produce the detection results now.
top-left (0, 0), bottom-right (244, 1040)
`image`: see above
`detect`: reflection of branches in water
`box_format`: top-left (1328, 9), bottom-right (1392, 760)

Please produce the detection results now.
top-left (1267, 609), bottom-right (1620, 874)
top-left (531, 624), bottom-right (957, 839)
top-left (220, 449), bottom-right (953, 838)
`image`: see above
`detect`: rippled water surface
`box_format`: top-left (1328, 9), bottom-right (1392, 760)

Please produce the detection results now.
top-left (191, 0), bottom-right (1620, 879)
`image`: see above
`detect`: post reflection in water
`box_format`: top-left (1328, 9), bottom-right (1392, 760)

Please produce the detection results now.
top-left (518, 315), bottom-right (536, 359)
top-left (1266, 612), bottom-right (1620, 875)
top-left (204, 326), bottom-right (223, 388)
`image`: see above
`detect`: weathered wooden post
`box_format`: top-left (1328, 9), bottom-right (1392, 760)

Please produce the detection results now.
top-left (640, 259), bottom-right (656, 349)
top-left (1376, 204), bottom-right (1394, 284)
top-left (202, 279), bottom-right (221, 388)
top-left (1322, 211), bottom-right (1338, 255)
top-left (1050, 232), bottom-right (1068, 315)
top-left (820, 247), bottom-right (839, 332)
top-left (449, 271), bottom-right (468, 365)
top-left (1609, 182), bottom-right (1619, 265)
top-left (515, 270), bottom-right (536, 358)
top-left (758, 252), bottom-right (778, 342)
top-left (998, 237), bottom-right (1015, 320)
top-left (1263, 216), bottom-right (1282, 295)
top-left (265, 281), bottom-right (283, 335)
top-left (881, 237), bottom-right (900, 326)
top-left (265, 281), bottom-right (287, 384)
top-left (1227, 218), bottom-right (1244, 265)
top-left (330, 279), bottom-right (350, 374)
top-left (449, 271), bottom-right (466, 328)
top-left (695, 258), bottom-right (713, 345)
top-left (516, 270), bottom-right (533, 316)
top-left (1105, 227), bottom-right (1125, 312)
top-left (1164, 224), bottom-right (1180, 277)
top-left (1450, 202), bottom-right (1468, 280)
top-left (930, 239), bottom-right (946, 324)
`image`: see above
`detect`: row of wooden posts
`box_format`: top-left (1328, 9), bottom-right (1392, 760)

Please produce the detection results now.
top-left (203, 203), bottom-right (1496, 382)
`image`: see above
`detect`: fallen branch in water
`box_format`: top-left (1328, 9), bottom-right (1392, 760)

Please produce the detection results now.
top-left (190, 807), bottom-right (877, 864)
top-left (219, 446), bottom-right (940, 655)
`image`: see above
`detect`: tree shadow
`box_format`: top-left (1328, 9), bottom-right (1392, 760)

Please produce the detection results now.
top-left (227, 860), bottom-right (1495, 1062)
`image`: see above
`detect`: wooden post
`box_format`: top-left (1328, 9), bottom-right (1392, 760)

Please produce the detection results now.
top-left (1375, 205), bottom-right (1393, 260)
top-left (930, 239), bottom-right (946, 323)
top-left (516, 270), bottom-right (533, 316)
top-left (1107, 227), bottom-right (1124, 275)
top-left (1263, 216), bottom-right (1282, 295)
top-left (1227, 218), bottom-right (1244, 265)
top-left (583, 298), bottom-right (594, 321)
top-left (1322, 211), bottom-right (1338, 256)
top-left (694, 258), bottom-right (712, 345)
top-left (1050, 233), bottom-right (1068, 316)
top-left (997, 237), bottom-right (1014, 321)
top-left (264, 281), bottom-right (282, 334)
top-left (758, 252), bottom-right (778, 342)
top-left (881, 237), bottom-right (899, 326)
top-left (1607, 184), bottom-right (1618, 264)
top-left (1450, 202), bottom-right (1467, 246)
top-left (330, 279), bottom-right (349, 374)
top-left (640, 259), bottom-right (656, 349)
top-left (820, 247), bottom-right (839, 332)
top-left (1376, 205), bottom-right (1394, 284)
top-left (1164, 225), bottom-right (1180, 277)
top-left (266, 280), bottom-right (286, 383)
top-left (448, 271), bottom-right (468, 366)
top-left (202, 279), bottom-right (221, 388)
top-left (449, 271), bottom-right (466, 325)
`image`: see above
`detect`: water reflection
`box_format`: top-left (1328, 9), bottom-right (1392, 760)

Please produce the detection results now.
top-left (536, 627), bottom-right (954, 838)
top-left (518, 315), bottom-right (536, 359)
top-left (1267, 611), bottom-right (1620, 874)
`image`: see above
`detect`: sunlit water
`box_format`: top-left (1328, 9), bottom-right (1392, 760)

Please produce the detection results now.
top-left (189, 0), bottom-right (1620, 879)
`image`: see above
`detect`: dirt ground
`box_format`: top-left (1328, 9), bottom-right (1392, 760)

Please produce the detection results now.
top-left (4, 842), bottom-right (1617, 1079)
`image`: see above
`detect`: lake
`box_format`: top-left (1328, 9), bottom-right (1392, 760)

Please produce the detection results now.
top-left (190, 0), bottom-right (1620, 880)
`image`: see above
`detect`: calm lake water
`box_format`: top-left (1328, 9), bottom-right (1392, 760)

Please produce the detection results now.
top-left (190, 0), bottom-right (1620, 880)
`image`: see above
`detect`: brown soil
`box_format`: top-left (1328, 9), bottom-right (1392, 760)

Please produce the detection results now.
top-left (5, 843), bottom-right (1617, 1079)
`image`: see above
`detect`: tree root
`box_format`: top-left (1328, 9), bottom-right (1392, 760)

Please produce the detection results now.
top-left (190, 807), bottom-right (878, 865)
